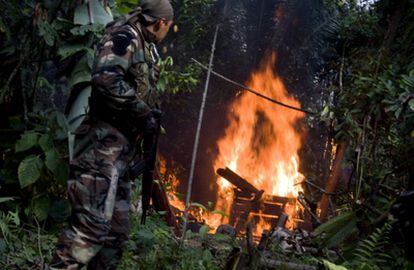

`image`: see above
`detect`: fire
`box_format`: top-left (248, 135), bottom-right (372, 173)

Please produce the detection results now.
top-left (158, 157), bottom-right (186, 211)
top-left (208, 53), bottom-right (305, 234)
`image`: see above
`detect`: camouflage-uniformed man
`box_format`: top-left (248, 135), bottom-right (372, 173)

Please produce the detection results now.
top-left (50, 1), bottom-right (174, 269)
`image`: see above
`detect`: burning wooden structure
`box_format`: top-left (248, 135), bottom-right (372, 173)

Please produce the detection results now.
top-left (217, 167), bottom-right (311, 234)
top-left (161, 53), bottom-right (312, 237)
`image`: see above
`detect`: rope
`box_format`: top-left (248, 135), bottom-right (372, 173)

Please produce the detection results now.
top-left (180, 25), bottom-right (221, 244)
top-left (191, 58), bottom-right (317, 115)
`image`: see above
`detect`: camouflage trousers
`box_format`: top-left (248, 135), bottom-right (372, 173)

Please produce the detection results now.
top-left (51, 120), bottom-right (135, 270)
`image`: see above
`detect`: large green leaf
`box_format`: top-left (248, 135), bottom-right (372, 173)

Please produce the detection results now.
top-left (45, 149), bottom-right (69, 185)
top-left (74, 4), bottom-right (90, 25)
top-left (314, 211), bottom-right (355, 235)
top-left (15, 132), bottom-right (39, 153)
top-left (18, 155), bottom-right (43, 188)
top-left (32, 196), bottom-right (51, 221)
top-left (325, 218), bottom-right (357, 248)
top-left (48, 111), bottom-right (68, 140)
top-left (89, 0), bottom-right (113, 25)
top-left (38, 134), bottom-right (53, 152)
top-left (74, 0), bottom-right (113, 26)
top-left (314, 211), bottom-right (358, 248)
top-left (69, 55), bottom-right (92, 87)
top-left (45, 149), bottom-right (60, 173)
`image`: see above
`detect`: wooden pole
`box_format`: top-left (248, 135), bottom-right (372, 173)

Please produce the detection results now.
top-left (181, 24), bottom-right (220, 244)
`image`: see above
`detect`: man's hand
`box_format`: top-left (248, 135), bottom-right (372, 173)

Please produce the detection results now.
top-left (150, 108), bottom-right (163, 120)
top-left (144, 109), bottom-right (163, 135)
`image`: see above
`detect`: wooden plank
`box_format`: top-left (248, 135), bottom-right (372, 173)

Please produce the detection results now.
top-left (217, 167), bottom-right (261, 195)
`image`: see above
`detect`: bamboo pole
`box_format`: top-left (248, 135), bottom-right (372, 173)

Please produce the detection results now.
top-left (180, 24), bottom-right (220, 244)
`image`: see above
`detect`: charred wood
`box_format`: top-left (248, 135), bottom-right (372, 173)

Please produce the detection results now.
top-left (152, 170), bottom-right (181, 236)
top-left (217, 167), bottom-right (264, 199)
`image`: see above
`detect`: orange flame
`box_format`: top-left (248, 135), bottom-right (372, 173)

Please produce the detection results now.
top-left (207, 53), bottom-right (305, 234)
top-left (159, 157), bottom-right (186, 211)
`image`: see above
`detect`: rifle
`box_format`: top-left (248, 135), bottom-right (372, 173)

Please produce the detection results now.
top-left (129, 109), bottom-right (162, 224)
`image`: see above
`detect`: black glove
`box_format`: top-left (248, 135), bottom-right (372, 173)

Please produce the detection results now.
top-left (144, 109), bottom-right (163, 135)
top-left (150, 108), bottom-right (162, 121)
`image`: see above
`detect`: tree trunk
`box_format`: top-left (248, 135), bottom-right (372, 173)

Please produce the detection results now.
top-left (318, 141), bottom-right (347, 221)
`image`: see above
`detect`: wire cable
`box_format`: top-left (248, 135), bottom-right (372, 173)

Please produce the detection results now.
top-left (191, 58), bottom-right (317, 115)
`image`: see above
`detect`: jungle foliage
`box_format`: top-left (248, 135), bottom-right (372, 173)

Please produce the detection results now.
top-left (0, 0), bottom-right (214, 268)
top-left (313, 0), bottom-right (414, 269)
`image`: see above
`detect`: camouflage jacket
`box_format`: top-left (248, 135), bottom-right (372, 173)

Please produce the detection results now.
top-left (90, 16), bottom-right (160, 136)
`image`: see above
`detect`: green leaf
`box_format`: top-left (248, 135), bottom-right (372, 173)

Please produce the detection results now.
top-left (0, 197), bottom-right (15, 203)
top-left (314, 211), bottom-right (354, 235)
top-left (409, 99), bottom-right (414, 111)
top-left (32, 196), bottom-right (51, 221)
top-left (8, 209), bottom-right (20, 226)
top-left (199, 224), bottom-right (210, 237)
top-left (18, 155), bottom-right (43, 188)
top-left (115, 0), bottom-right (136, 14)
top-left (55, 112), bottom-right (68, 131)
top-left (45, 149), bottom-right (69, 185)
top-left (48, 111), bottom-right (68, 140)
top-left (314, 211), bottom-right (357, 248)
top-left (69, 55), bottom-right (92, 87)
top-left (15, 132), bottom-right (39, 153)
top-left (74, 1), bottom-right (113, 26)
top-left (90, 0), bottom-right (113, 25)
top-left (74, 4), bottom-right (90, 25)
top-left (45, 149), bottom-right (60, 173)
top-left (325, 219), bottom-right (357, 248)
top-left (38, 134), bottom-right (53, 152)
top-left (323, 259), bottom-right (348, 270)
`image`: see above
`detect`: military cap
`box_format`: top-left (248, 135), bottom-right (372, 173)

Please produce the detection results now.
top-left (138, 0), bottom-right (174, 22)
